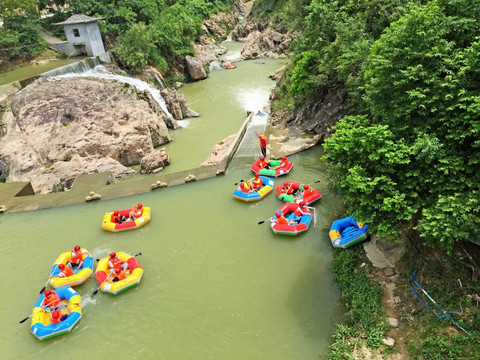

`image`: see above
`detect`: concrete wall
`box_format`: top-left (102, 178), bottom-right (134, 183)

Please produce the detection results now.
top-left (0, 113), bottom-right (254, 214)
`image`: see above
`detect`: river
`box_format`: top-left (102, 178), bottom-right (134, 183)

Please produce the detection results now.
top-left (0, 42), bottom-right (344, 359)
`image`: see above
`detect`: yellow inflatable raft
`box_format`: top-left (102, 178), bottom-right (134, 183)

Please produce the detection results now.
top-left (48, 249), bottom-right (94, 289)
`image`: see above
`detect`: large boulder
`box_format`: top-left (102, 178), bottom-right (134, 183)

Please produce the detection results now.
top-left (140, 148), bottom-right (171, 174)
top-left (160, 88), bottom-right (200, 121)
top-left (185, 55), bottom-right (207, 80)
top-left (0, 77), bottom-right (173, 193)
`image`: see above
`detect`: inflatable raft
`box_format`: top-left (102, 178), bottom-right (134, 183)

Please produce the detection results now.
top-left (251, 158), bottom-right (293, 177)
top-left (233, 176), bottom-right (274, 202)
top-left (225, 64), bottom-right (237, 69)
top-left (30, 287), bottom-right (81, 340)
top-left (329, 216), bottom-right (369, 249)
top-left (270, 202), bottom-right (312, 236)
top-left (48, 249), bottom-right (93, 288)
top-left (95, 252), bottom-right (144, 295)
top-left (275, 181), bottom-right (322, 205)
top-left (101, 206), bottom-right (151, 232)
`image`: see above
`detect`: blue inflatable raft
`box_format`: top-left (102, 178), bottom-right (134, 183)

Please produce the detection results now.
top-left (233, 176), bottom-right (274, 202)
top-left (30, 287), bottom-right (82, 340)
top-left (329, 216), bottom-right (369, 249)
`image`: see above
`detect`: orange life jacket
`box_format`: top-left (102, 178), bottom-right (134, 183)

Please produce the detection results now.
top-left (277, 216), bottom-right (289, 225)
top-left (259, 160), bottom-right (269, 168)
top-left (115, 270), bottom-right (126, 281)
top-left (109, 256), bottom-right (123, 271)
top-left (303, 189), bottom-right (313, 198)
top-left (253, 178), bottom-right (262, 189)
top-left (71, 250), bottom-right (83, 265)
top-left (132, 207), bottom-right (143, 218)
top-left (44, 293), bottom-right (61, 308)
top-left (60, 267), bottom-right (74, 277)
top-left (279, 160), bottom-right (288, 168)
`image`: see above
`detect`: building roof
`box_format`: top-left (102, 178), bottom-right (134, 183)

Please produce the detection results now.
top-left (53, 14), bottom-right (104, 26)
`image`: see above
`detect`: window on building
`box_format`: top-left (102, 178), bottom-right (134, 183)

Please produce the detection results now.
top-left (73, 29), bottom-right (80, 37)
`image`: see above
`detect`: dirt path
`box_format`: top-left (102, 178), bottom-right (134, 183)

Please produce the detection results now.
top-left (364, 236), bottom-right (410, 359)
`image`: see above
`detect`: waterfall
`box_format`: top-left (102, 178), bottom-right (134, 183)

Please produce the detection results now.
top-left (55, 65), bottom-right (173, 119)
top-left (40, 57), bottom-right (100, 78)
top-left (153, 73), bottom-right (164, 89)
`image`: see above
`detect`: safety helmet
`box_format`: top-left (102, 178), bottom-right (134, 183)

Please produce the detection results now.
top-left (275, 212), bottom-right (281, 218)
top-left (114, 210), bottom-right (119, 216)
top-left (299, 201), bottom-right (306, 207)
top-left (304, 184), bottom-right (309, 189)
top-left (282, 156), bottom-right (287, 160)
top-left (294, 209), bottom-right (302, 216)
top-left (254, 173), bottom-right (259, 177)
top-left (115, 268), bottom-right (122, 274)
top-left (44, 290), bottom-right (51, 296)
top-left (110, 252), bottom-right (116, 258)
top-left (240, 183), bottom-right (244, 187)
top-left (74, 245), bottom-right (81, 251)
top-left (260, 156), bottom-right (264, 161)
top-left (58, 264), bottom-right (65, 270)
top-left (52, 310), bottom-right (60, 319)
top-left (137, 203), bottom-right (143, 209)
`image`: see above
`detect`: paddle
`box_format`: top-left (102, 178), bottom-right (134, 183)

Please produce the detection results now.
top-left (234, 180), bottom-right (245, 186)
top-left (91, 252), bottom-right (142, 297)
top-left (95, 252), bottom-right (142, 262)
top-left (19, 302), bottom-right (82, 324)
top-left (258, 217), bottom-right (273, 225)
top-left (40, 266), bottom-right (59, 294)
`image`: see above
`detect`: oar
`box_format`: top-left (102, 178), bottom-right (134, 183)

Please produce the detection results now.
top-left (307, 180), bottom-right (322, 186)
top-left (234, 180), bottom-right (245, 186)
top-left (95, 252), bottom-right (142, 262)
top-left (39, 266), bottom-right (59, 294)
top-left (19, 309), bottom-right (43, 324)
top-left (258, 217), bottom-right (273, 225)
top-left (19, 302), bottom-right (82, 324)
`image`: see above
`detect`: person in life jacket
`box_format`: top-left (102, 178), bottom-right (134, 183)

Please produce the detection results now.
top-left (281, 182), bottom-right (295, 195)
top-left (239, 182), bottom-right (251, 193)
top-left (301, 184), bottom-right (313, 200)
top-left (251, 173), bottom-right (263, 191)
top-left (258, 156), bottom-right (269, 169)
top-left (256, 132), bottom-right (268, 157)
top-left (111, 210), bottom-right (123, 224)
top-left (273, 156), bottom-right (289, 170)
top-left (108, 267), bottom-right (127, 282)
top-left (50, 310), bottom-right (61, 324)
top-left (129, 203), bottom-right (143, 220)
top-left (68, 245), bottom-right (91, 269)
top-left (42, 289), bottom-right (62, 311)
top-left (274, 211), bottom-right (291, 225)
top-left (291, 208), bottom-right (303, 223)
top-left (58, 263), bottom-right (74, 278)
top-left (108, 252), bottom-right (129, 272)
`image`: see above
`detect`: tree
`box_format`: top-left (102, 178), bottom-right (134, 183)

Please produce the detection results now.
top-left (324, 1), bottom-right (480, 251)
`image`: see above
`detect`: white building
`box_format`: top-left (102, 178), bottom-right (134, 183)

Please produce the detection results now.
top-left (52, 14), bottom-right (110, 62)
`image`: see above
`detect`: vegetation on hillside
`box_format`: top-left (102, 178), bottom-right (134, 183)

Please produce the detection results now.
top-left (263, 0), bottom-right (480, 253)
top-left (0, 0), bottom-right (235, 73)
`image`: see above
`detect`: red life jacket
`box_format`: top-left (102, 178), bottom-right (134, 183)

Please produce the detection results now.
top-left (44, 293), bottom-right (61, 308)
top-left (71, 250), bottom-right (83, 265)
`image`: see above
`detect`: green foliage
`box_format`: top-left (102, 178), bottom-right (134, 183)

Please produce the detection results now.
top-left (327, 249), bottom-right (388, 358)
top-left (0, 0), bottom-right (38, 21)
top-left (407, 331), bottom-right (480, 360)
top-left (114, 22), bottom-right (166, 71)
top-left (0, 15), bottom-right (46, 61)
top-left (322, 1), bottom-right (480, 251)
top-left (152, 4), bottom-right (202, 58)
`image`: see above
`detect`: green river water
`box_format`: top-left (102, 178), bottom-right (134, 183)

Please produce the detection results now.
top-left (0, 42), bottom-right (345, 359)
